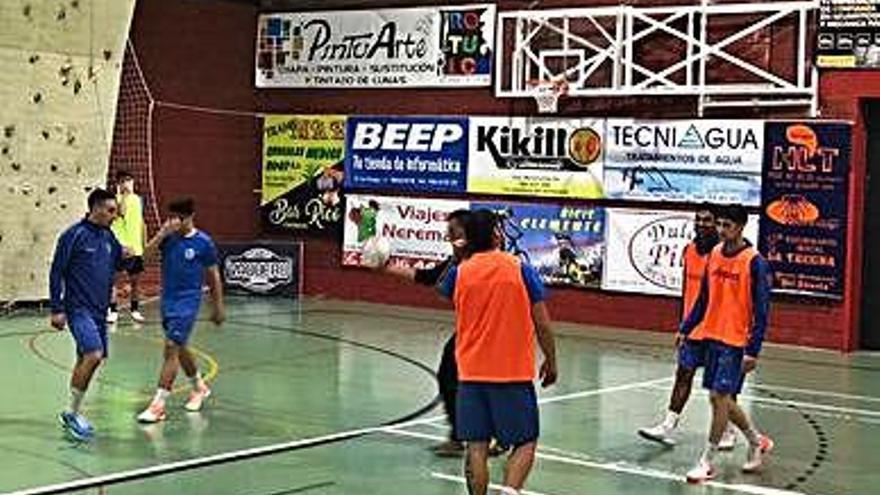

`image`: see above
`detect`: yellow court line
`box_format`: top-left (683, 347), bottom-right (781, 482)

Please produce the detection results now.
top-left (126, 332), bottom-right (220, 397)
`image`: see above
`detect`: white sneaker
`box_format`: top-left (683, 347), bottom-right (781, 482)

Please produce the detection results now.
top-left (719, 425), bottom-right (738, 451)
top-left (742, 435), bottom-right (774, 473)
top-left (184, 385), bottom-right (211, 412)
top-left (638, 422), bottom-right (676, 446)
top-left (106, 310), bottom-right (118, 324)
top-left (686, 459), bottom-right (716, 483)
top-left (137, 402), bottom-right (166, 423)
top-left (130, 310), bottom-right (145, 323)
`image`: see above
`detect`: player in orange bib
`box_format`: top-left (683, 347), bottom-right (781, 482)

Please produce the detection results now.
top-left (639, 203), bottom-right (744, 448)
top-left (679, 204), bottom-right (773, 482)
top-left (438, 209), bottom-right (558, 495)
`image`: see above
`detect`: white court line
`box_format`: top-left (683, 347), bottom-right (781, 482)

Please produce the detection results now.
top-left (431, 471), bottom-right (559, 495)
top-left (752, 384), bottom-right (880, 404)
top-left (649, 385), bottom-right (880, 419)
top-left (747, 399), bottom-right (880, 425)
top-left (538, 377), bottom-right (672, 405)
top-left (389, 429), bottom-right (813, 495)
top-left (4, 377), bottom-right (669, 495)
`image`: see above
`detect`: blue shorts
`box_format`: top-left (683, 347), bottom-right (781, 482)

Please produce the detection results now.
top-left (456, 382), bottom-right (539, 448)
top-left (677, 339), bottom-right (707, 370)
top-left (702, 340), bottom-right (745, 395)
top-left (162, 314), bottom-right (198, 345)
top-left (68, 310), bottom-right (108, 358)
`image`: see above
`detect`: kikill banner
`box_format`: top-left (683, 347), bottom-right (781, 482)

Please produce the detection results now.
top-left (759, 121), bottom-right (852, 298)
top-left (467, 117), bottom-right (606, 199)
top-left (260, 115), bottom-right (346, 233)
top-left (256, 5), bottom-right (495, 88)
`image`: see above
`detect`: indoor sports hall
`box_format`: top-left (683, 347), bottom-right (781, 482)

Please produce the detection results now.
top-left (1, 1), bottom-right (879, 495)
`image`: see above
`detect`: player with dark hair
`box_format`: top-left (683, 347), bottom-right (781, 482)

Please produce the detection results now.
top-left (380, 209), bottom-right (471, 456)
top-left (438, 209), bottom-right (558, 495)
top-left (680, 204), bottom-right (773, 482)
top-left (137, 198), bottom-right (225, 423)
top-left (50, 188), bottom-right (125, 440)
top-left (639, 203), bottom-right (742, 448)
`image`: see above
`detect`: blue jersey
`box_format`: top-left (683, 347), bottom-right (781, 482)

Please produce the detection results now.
top-left (49, 219), bottom-right (123, 317)
top-left (160, 230), bottom-right (218, 317)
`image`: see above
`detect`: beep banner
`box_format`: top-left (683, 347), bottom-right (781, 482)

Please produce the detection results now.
top-left (758, 121), bottom-right (851, 298)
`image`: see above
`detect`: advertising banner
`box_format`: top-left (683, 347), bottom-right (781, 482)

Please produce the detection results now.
top-left (604, 119), bottom-right (764, 205)
top-left (472, 201), bottom-right (605, 288)
top-left (261, 115), bottom-right (346, 233)
top-left (342, 194), bottom-right (469, 269)
top-left (218, 242), bottom-right (302, 297)
top-left (256, 5), bottom-right (495, 88)
top-left (467, 117), bottom-right (606, 198)
top-left (817, 0), bottom-right (880, 68)
top-left (602, 208), bottom-right (759, 297)
top-left (344, 116), bottom-right (469, 193)
top-left (759, 121), bottom-right (851, 298)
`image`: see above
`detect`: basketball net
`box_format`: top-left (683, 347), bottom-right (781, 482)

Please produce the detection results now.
top-left (527, 77), bottom-right (569, 114)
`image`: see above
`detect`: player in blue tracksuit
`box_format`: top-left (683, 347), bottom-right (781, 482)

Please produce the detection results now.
top-left (137, 197), bottom-right (225, 423)
top-left (50, 189), bottom-right (125, 441)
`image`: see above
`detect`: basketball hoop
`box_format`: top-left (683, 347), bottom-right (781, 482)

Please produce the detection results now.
top-left (527, 77), bottom-right (569, 114)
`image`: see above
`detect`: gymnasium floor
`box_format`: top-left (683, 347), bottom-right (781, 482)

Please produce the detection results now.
top-left (1, 297), bottom-right (878, 495)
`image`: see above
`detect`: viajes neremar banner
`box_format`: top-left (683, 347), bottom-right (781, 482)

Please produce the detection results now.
top-left (759, 121), bottom-right (851, 298)
top-left (256, 5), bottom-right (495, 88)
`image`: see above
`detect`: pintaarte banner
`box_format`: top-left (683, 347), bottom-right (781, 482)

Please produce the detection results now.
top-left (256, 5), bottom-right (495, 88)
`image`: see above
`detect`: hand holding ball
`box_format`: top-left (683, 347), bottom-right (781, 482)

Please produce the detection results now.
top-left (361, 236), bottom-right (391, 268)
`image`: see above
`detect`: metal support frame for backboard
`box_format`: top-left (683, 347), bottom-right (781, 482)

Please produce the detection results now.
top-left (496, 1), bottom-right (818, 116)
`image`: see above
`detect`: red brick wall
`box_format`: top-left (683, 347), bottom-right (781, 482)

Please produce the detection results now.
top-left (123, 0), bottom-right (870, 351)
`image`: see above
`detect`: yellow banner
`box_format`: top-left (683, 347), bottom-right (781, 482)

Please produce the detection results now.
top-left (261, 115), bottom-right (346, 204)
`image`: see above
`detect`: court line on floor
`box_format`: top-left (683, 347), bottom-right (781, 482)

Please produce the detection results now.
top-left (2, 376), bottom-right (670, 495)
top-left (389, 429), bottom-right (814, 495)
top-left (751, 383), bottom-right (880, 404)
top-left (431, 472), bottom-right (558, 495)
top-left (649, 385), bottom-right (880, 419)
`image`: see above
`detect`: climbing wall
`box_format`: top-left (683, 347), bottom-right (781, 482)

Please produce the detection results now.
top-left (0, 0), bottom-right (136, 303)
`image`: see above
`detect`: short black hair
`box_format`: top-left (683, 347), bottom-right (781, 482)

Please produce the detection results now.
top-left (87, 188), bottom-right (116, 210)
top-left (368, 200), bottom-right (379, 209)
top-left (116, 170), bottom-right (134, 181)
top-left (717, 204), bottom-right (748, 225)
top-left (466, 209), bottom-right (499, 254)
top-left (168, 197), bottom-right (195, 217)
top-left (696, 202), bottom-right (718, 217)
top-left (446, 209), bottom-right (471, 224)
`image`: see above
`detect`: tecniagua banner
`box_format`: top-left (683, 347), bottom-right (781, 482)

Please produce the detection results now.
top-left (342, 194), bottom-right (469, 269)
top-left (603, 119), bottom-right (764, 205)
top-left (255, 4), bottom-right (495, 88)
top-left (260, 115), bottom-right (346, 233)
top-left (602, 208), bottom-right (759, 297)
top-left (759, 121), bottom-right (852, 298)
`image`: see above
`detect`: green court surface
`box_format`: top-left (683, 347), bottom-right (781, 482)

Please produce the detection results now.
top-left (1, 297), bottom-right (878, 495)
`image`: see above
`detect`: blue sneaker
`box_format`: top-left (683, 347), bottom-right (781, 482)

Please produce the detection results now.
top-left (59, 411), bottom-right (94, 441)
